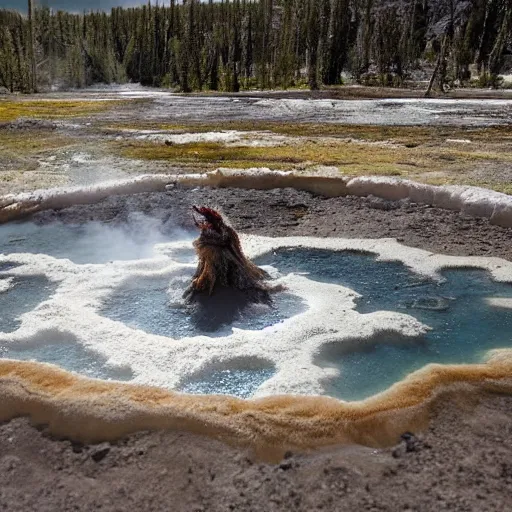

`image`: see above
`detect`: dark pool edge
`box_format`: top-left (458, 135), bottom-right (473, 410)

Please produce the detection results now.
top-left (1, 171), bottom-right (512, 227)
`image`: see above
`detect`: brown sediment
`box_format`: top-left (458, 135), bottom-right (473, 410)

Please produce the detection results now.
top-left (1, 352), bottom-right (511, 459)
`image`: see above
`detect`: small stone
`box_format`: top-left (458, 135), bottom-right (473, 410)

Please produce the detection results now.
top-left (401, 432), bottom-right (422, 452)
top-left (91, 445), bottom-right (110, 462)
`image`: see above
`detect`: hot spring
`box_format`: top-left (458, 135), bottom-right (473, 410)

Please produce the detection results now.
top-left (1, 217), bottom-right (512, 402)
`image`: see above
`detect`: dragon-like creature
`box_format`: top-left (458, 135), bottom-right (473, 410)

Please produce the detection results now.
top-left (183, 206), bottom-right (272, 306)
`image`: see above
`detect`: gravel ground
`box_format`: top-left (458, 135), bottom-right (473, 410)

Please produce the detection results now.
top-left (1, 391), bottom-right (511, 512)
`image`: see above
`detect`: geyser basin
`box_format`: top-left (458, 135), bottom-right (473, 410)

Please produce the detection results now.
top-left (1, 220), bottom-right (512, 402)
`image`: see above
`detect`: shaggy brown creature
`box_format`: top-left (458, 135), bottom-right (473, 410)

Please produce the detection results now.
top-left (183, 206), bottom-right (272, 306)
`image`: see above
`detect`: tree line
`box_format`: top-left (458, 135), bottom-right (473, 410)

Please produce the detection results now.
top-left (0, 0), bottom-right (511, 94)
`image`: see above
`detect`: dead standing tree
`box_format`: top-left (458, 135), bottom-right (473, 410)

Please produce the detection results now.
top-left (183, 207), bottom-right (279, 332)
top-left (425, 0), bottom-right (455, 97)
top-left (425, 34), bottom-right (449, 96)
top-left (27, 0), bottom-right (37, 92)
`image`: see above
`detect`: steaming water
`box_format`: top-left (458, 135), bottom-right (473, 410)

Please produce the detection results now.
top-left (0, 218), bottom-right (172, 264)
top-left (1, 220), bottom-right (512, 401)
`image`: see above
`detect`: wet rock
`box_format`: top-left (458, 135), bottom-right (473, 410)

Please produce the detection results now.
top-left (407, 297), bottom-right (450, 311)
top-left (392, 432), bottom-right (424, 458)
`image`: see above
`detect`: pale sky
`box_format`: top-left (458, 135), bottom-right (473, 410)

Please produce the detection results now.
top-left (0, 0), bottom-right (158, 12)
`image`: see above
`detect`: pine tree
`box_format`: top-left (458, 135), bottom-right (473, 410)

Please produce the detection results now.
top-left (1, 0), bottom-right (511, 94)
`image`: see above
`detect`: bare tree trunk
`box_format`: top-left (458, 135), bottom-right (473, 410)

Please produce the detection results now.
top-left (476, 0), bottom-right (491, 74)
top-left (28, 0), bottom-right (37, 92)
top-left (425, 36), bottom-right (446, 97)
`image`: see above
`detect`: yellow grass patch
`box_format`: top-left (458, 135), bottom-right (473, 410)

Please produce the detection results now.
top-left (119, 139), bottom-right (426, 173)
top-left (0, 99), bottom-right (127, 122)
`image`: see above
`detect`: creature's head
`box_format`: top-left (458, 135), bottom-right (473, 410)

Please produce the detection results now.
top-left (192, 206), bottom-right (225, 235)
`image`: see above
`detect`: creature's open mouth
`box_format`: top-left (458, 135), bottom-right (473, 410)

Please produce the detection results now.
top-left (192, 205), bottom-right (213, 232)
top-left (192, 213), bottom-right (211, 231)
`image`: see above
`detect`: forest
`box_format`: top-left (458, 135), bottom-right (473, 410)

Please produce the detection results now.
top-left (0, 0), bottom-right (511, 94)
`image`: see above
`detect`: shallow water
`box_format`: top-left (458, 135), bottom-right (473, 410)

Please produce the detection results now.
top-left (1, 221), bottom-right (512, 400)
top-left (0, 274), bottom-right (57, 333)
top-left (180, 357), bottom-right (276, 398)
top-left (99, 275), bottom-right (306, 338)
top-left (257, 249), bottom-right (512, 400)
top-left (1, 341), bottom-right (133, 381)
